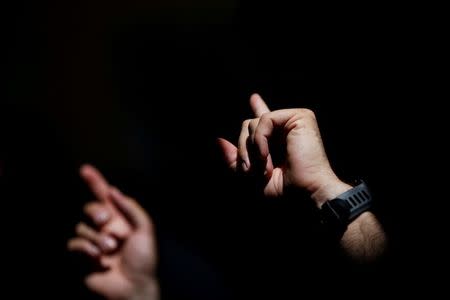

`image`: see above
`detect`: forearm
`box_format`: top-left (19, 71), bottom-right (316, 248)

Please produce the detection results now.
top-left (340, 211), bottom-right (387, 262)
top-left (312, 179), bottom-right (387, 262)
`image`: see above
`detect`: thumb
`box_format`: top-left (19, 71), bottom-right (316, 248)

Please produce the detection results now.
top-left (110, 188), bottom-right (152, 230)
top-left (217, 138), bottom-right (238, 171)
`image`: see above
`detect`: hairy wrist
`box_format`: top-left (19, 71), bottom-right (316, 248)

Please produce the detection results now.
top-left (310, 177), bottom-right (387, 261)
top-left (311, 178), bottom-right (352, 207)
top-left (341, 212), bottom-right (387, 262)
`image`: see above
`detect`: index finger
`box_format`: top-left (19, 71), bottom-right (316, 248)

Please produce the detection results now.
top-left (253, 109), bottom-right (300, 159)
top-left (249, 93), bottom-right (270, 117)
top-left (80, 164), bottom-right (111, 203)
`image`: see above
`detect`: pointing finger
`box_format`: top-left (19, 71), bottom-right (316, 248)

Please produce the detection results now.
top-left (250, 93), bottom-right (270, 117)
top-left (80, 164), bottom-right (111, 203)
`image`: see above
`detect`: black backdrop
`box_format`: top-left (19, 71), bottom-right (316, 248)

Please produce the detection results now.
top-left (3, 0), bottom-right (446, 298)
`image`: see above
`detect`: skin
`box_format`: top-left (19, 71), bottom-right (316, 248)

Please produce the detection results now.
top-left (67, 165), bottom-right (159, 300)
top-left (217, 94), bottom-right (386, 262)
top-left (68, 94), bottom-right (386, 299)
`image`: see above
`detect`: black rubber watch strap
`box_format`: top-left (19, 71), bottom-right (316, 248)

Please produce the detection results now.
top-left (337, 181), bottom-right (372, 221)
top-left (319, 181), bottom-right (373, 240)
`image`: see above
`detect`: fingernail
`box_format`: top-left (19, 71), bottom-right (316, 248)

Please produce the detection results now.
top-left (102, 236), bottom-right (117, 250)
top-left (89, 245), bottom-right (100, 256)
top-left (95, 211), bottom-right (109, 223)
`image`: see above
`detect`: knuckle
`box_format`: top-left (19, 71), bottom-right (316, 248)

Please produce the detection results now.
top-left (259, 112), bottom-right (270, 122)
top-left (299, 108), bottom-right (315, 118)
top-left (242, 119), bottom-right (251, 128)
top-left (249, 118), bottom-right (259, 129)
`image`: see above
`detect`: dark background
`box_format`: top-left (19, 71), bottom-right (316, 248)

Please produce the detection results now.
top-left (2, 0), bottom-right (446, 298)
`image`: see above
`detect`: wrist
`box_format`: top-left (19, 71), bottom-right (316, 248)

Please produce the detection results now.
top-left (311, 178), bottom-right (352, 207)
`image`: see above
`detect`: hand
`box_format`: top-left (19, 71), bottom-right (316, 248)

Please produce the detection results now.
top-left (218, 95), bottom-right (387, 260)
top-left (68, 165), bottom-right (158, 300)
top-left (218, 94), bottom-right (350, 205)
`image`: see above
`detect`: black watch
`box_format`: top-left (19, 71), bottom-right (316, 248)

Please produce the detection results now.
top-left (319, 181), bottom-right (373, 239)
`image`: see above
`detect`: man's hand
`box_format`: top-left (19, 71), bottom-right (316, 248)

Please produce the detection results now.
top-left (68, 165), bottom-right (158, 300)
top-left (218, 93), bottom-right (347, 205)
top-left (218, 94), bottom-right (386, 261)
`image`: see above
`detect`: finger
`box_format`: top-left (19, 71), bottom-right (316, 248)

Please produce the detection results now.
top-left (254, 109), bottom-right (300, 159)
top-left (248, 118), bottom-right (259, 144)
top-left (83, 202), bottom-right (111, 227)
top-left (101, 208), bottom-right (132, 240)
top-left (247, 118), bottom-right (266, 174)
top-left (110, 188), bottom-right (151, 230)
top-left (217, 138), bottom-right (238, 171)
top-left (265, 153), bottom-right (274, 178)
top-left (75, 222), bottom-right (118, 253)
top-left (238, 120), bottom-right (251, 172)
top-left (80, 164), bottom-right (111, 203)
top-left (250, 93), bottom-right (270, 117)
top-left (253, 109), bottom-right (303, 177)
top-left (248, 120), bottom-right (273, 177)
top-left (67, 237), bottom-right (100, 258)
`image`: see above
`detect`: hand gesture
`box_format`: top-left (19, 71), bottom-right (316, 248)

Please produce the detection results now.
top-left (68, 165), bottom-right (158, 300)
